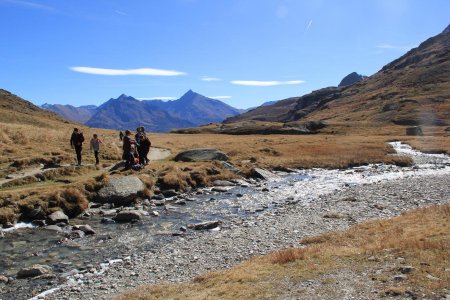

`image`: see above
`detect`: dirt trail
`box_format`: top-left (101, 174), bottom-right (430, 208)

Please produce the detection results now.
top-left (147, 147), bottom-right (171, 161)
top-left (0, 147), bottom-right (171, 188)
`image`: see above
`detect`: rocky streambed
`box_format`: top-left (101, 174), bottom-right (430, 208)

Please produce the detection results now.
top-left (1, 142), bottom-right (450, 299)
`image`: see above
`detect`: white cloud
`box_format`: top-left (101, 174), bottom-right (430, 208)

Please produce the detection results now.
top-left (208, 96), bottom-right (232, 100)
top-left (137, 97), bottom-right (177, 100)
top-left (69, 66), bottom-right (186, 76)
top-left (201, 76), bottom-right (221, 81)
top-left (276, 5), bottom-right (289, 19)
top-left (115, 10), bottom-right (129, 16)
top-left (305, 20), bottom-right (313, 33)
top-left (2, 0), bottom-right (55, 11)
top-left (230, 80), bottom-right (305, 86)
top-left (376, 44), bottom-right (415, 51)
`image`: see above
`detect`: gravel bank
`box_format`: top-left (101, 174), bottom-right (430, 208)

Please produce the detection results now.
top-left (43, 172), bottom-right (449, 300)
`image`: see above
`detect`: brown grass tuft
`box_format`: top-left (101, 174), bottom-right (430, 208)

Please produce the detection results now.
top-left (0, 207), bottom-right (17, 225)
top-left (270, 248), bottom-right (308, 264)
top-left (48, 188), bottom-right (89, 217)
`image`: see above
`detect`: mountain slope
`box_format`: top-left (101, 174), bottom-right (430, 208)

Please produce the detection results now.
top-left (147, 90), bottom-right (242, 126)
top-left (0, 89), bottom-right (70, 127)
top-left (308, 24), bottom-right (450, 125)
top-left (42, 103), bottom-right (97, 124)
top-left (227, 24), bottom-right (450, 126)
top-left (85, 94), bottom-right (195, 132)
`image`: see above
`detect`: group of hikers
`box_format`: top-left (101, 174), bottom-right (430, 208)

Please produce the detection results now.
top-left (70, 126), bottom-right (151, 170)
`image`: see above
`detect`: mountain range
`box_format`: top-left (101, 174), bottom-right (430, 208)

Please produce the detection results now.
top-left (43, 90), bottom-right (243, 132)
top-left (225, 24), bottom-right (450, 126)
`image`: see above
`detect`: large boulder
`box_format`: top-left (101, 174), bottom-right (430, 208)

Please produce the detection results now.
top-left (174, 149), bottom-right (229, 162)
top-left (406, 126), bottom-right (423, 136)
top-left (97, 176), bottom-right (145, 205)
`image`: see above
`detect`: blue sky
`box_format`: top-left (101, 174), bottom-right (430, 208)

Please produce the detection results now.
top-left (0, 0), bottom-right (448, 109)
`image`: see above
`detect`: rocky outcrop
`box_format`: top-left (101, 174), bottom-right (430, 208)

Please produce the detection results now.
top-left (174, 149), bottom-right (229, 162)
top-left (97, 176), bottom-right (145, 205)
top-left (338, 72), bottom-right (367, 87)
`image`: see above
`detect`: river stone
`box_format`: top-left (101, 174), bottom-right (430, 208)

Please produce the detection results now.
top-left (219, 161), bottom-right (241, 174)
top-left (113, 210), bottom-right (144, 222)
top-left (174, 148), bottom-right (228, 162)
top-left (213, 180), bottom-right (234, 186)
top-left (162, 189), bottom-right (178, 198)
top-left (187, 220), bottom-right (221, 230)
top-left (43, 225), bottom-right (63, 233)
top-left (251, 168), bottom-right (277, 180)
top-left (69, 230), bottom-right (85, 239)
top-left (73, 224), bottom-right (96, 235)
top-left (47, 211), bottom-right (69, 225)
top-left (212, 186), bottom-right (230, 193)
top-left (97, 176), bottom-right (145, 205)
top-left (17, 265), bottom-right (52, 278)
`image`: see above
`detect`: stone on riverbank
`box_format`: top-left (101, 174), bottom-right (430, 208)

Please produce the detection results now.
top-left (47, 211), bottom-right (69, 225)
top-left (213, 180), bottom-right (234, 186)
top-left (17, 265), bottom-right (52, 279)
top-left (251, 168), bottom-right (277, 180)
top-left (187, 220), bottom-right (221, 230)
top-left (43, 225), bottom-right (64, 233)
top-left (97, 176), bottom-right (145, 206)
top-left (73, 224), bottom-right (96, 235)
top-left (174, 149), bottom-right (228, 162)
top-left (113, 210), bottom-right (145, 222)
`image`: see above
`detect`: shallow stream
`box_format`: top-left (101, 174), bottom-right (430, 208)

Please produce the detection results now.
top-left (1, 142), bottom-right (449, 299)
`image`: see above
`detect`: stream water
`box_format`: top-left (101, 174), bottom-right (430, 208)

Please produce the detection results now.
top-left (1, 142), bottom-right (449, 299)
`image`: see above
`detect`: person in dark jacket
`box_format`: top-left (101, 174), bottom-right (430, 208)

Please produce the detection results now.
top-left (70, 128), bottom-right (85, 166)
top-left (135, 127), bottom-right (151, 165)
top-left (122, 130), bottom-right (135, 169)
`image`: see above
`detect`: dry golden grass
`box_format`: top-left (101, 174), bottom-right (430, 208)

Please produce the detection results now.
top-left (151, 133), bottom-right (416, 169)
top-left (1, 116), bottom-right (449, 226)
top-left (116, 205), bottom-right (450, 300)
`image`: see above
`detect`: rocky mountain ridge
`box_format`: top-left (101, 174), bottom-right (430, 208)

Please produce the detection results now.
top-left (42, 90), bottom-right (242, 132)
top-left (226, 24), bottom-right (450, 126)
